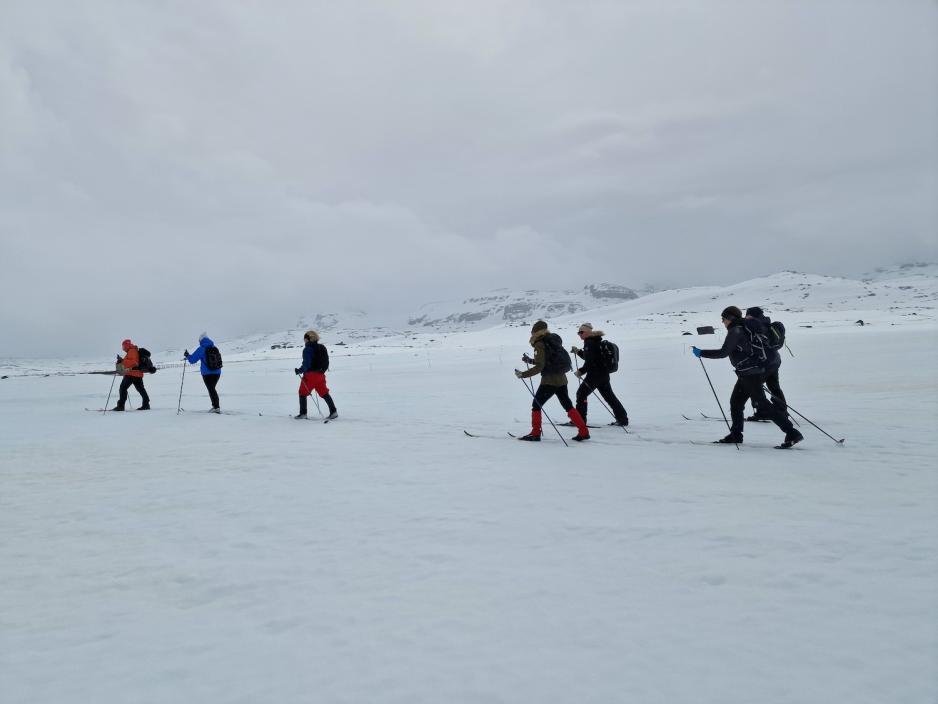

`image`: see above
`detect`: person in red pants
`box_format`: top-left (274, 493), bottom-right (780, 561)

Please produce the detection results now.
top-left (515, 321), bottom-right (590, 441)
top-left (294, 330), bottom-right (337, 420)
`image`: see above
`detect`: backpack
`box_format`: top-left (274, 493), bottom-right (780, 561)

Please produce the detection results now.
top-left (740, 319), bottom-right (770, 366)
top-left (767, 320), bottom-right (786, 351)
top-left (598, 339), bottom-right (619, 374)
top-left (541, 333), bottom-right (572, 375)
top-left (204, 345), bottom-right (223, 371)
top-left (136, 347), bottom-right (158, 374)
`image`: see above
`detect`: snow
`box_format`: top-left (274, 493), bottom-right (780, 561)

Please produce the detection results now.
top-left (1, 274), bottom-right (937, 703)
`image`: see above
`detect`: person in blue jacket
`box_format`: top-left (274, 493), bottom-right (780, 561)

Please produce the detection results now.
top-left (184, 334), bottom-right (223, 413)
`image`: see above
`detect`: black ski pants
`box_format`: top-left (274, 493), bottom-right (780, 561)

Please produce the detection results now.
top-left (575, 373), bottom-right (628, 424)
top-left (531, 383), bottom-right (573, 412)
top-left (762, 368), bottom-right (786, 416)
top-left (117, 376), bottom-right (149, 409)
top-left (202, 374), bottom-right (221, 409)
top-left (730, 373), bottom-right (793, 436)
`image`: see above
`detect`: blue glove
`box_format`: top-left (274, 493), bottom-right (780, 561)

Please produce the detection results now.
top-left (692, 346), bottom-right (703, 358)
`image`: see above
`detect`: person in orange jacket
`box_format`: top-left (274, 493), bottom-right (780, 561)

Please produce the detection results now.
top-left (113, 338), bottom-right (150, 411)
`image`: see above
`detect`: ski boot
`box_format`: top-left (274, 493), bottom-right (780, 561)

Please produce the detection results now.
top-left (776, 430), bottom-right (804, 449)
top-left (327, 411), bottom-right (338, 420)
top-left (714, 433), bottom-right (743, 444)
top-left (209, 408), bottom-right (221, 414)
top-left (746, 414), bottom-right (770, 422)
top-left (517, 433), bottom-right (541, 441)
top-left (294, 413), bottom-right (308, 420)
top-left (110, 406), bottom-right (125, 412)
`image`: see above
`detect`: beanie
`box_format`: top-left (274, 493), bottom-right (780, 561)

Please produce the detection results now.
top-left (531, 320), bottom-right (548, 334)
top-left (578, 322), bottom-right (593, 333)
top-left (745, 307), bottom-right (764, 318)
top-left (721, 306), bottom-right (742, 321)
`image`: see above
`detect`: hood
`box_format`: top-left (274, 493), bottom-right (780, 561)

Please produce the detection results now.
top-left (199, 336), bottom-right (215, 348)
top-left (122, 339), bottom-right (133, 351)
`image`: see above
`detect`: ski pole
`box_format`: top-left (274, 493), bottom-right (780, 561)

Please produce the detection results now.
top-left (698, 357), bottom-right (738, 450)
top-left (312, 394), bottom-right (324, 419)
top-left (763, 386), bottom-right (844, 445)
top-left (102, 372), bottom-right (117, 415)
top-left (574, 352), bottom-right (629, 433)
top-left (784, 343), bottom-right (794, 358)
top-left (517, 376), bottom-right (568, 447)
top-left (176, 359), bottom-right (186, 414)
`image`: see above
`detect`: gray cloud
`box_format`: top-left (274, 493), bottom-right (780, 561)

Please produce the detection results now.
top-left (1, 0), bottom-right (935, 356)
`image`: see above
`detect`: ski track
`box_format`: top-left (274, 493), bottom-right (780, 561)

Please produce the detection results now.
top-left (1, 311), bottom-right (936, 704)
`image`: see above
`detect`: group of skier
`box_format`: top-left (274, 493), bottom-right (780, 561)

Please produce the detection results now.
top-left (515, 305), bottom-right (800, 448)
top-left (109, 304), bottom-right (800, 448)
top-left (109, 330), bottom-right (338, 420)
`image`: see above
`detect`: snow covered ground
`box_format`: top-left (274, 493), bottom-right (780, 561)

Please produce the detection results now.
top-left (2, 274), bottom-right (937, 703)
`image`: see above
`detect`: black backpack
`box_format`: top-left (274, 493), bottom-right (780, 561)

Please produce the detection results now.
top-left (204, 345), bottom-right (223, 370)
top-left (136, 347), bottom-right (158, 374)
top-left (740, 319), bottom-right (770, 365)
top-left (541, 333), bottom-right (572, 375)
top-left (767, 321), bottom-right (786, 351)
top-left (598, 339), bottom-right (620, 374)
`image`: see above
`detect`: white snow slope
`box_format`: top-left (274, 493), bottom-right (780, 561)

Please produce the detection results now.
top-left (1, 272), bottom-right (936, 704)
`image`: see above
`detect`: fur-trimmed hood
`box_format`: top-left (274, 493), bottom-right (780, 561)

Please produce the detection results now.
top-left (529, 328), bottom-right (549, 347)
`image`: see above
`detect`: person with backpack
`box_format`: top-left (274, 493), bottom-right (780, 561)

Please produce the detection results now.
top-left (515, 320), bottom-right (590, 441)
top-left (570, 322), bottom-right (628, 427)
top-left (183, 334), bottom-right (223, 413)
top-left (112, 338), bottom-right (151, 411)
top-left (743, 307), bottom-right (787, 422)
top-left (691, 306), bottom-right (802, 448)
top-left (294, 330), bottom-right (337, 420)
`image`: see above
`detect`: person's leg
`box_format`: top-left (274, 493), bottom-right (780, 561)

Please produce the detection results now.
top-left (594, 376), bottom-right (628, 424)
top-left (296, 374), bottom-right (311, 417)
top-left (557, 386), bottom-right (589, 439)
top-left (115, 376), bottom-right (132, 410)
top-left (742, 375), bottom-right (795, 435)
top-left (765, 369), bottom-right (786, 417)
top-left (203, 374), bottom-right (220, 409)
top-left (132, 377), bottom-right (150, 409)
top-left (574, 381), bottom-right (590, 423)
top-left (728, 377), bottom-right (749, 438)
top-left (310, 373), bottom-right (337, 417)
top-left (523, 384), bottom-right (556, 439)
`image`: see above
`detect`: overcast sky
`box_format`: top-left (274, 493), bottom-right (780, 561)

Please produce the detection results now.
top-left (1, 1), bottom-right (935, 357)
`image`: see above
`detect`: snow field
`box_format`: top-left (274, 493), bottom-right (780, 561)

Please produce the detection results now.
top-left (1, 317), bottom-right (936, 703)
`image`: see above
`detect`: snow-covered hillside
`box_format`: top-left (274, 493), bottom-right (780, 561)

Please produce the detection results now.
top-left (2, 270), bottom-right (936, 703)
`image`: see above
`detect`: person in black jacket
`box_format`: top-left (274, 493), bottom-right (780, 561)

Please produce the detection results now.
top-left (743, 307), bottom-right (787, 422)
top-left (294, 330), bottom-right (337, 420)
top-left (570, 322), bottom-right (628, 426)
top-left (692, 306), bottom-right (802, 448)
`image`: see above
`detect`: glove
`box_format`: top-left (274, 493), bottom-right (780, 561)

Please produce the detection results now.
top-left (521, 354), bottom-right (534, 365)
top-left (570, 346), bottom-right (581, 354)
top-left (294, 367), bottom-right (302, 376)
top-left (692, 346), bottom-right (703, 358)
top-left (116, 354), bottom-right (122, 362)
top-left (514, 369), bottom-right (523, 378)
top-left (183, 349), bottom-right (189, 360)
top-left (575, 370), bottom-right (584, 379)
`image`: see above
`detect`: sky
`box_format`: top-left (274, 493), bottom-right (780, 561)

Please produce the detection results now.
top-left (1, 0), bottom-right (936, 357)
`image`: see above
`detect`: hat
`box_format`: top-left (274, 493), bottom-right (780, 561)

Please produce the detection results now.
top-left (745, 307), bottom-right (764, 318)
top-left (304, 329), bottom-right (320, 342)
top-left (578, 322), bottom-right (593, 333)
top-left (198, 332), bottom-right (208, 342)
top-left (121, 338), bottom-right (132, 350)
top-left (720, 306), bottom-right (742, 321)
top-left (531, 320), bottom-right (548, 334)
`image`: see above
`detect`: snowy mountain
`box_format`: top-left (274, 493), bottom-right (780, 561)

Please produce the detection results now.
top-left (406, 283), bottom-right (639, 332)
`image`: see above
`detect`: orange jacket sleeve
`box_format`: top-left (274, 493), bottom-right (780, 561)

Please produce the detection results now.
top-left (122, 347), bottom-right (140, 371)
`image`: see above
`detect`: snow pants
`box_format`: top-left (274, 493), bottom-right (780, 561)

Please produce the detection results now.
top-left (730, 373), bottom-right (793, 436)
top-left (575, 374), bottom-right (628, 424)
top-left (117, 376), bottom-right (149, 409)
top-left (531, 383), bottom-right (574, 412)
top-left (202, 373), bottom-right (221, 409)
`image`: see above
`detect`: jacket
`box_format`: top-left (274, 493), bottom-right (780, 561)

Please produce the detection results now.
top-left (519, 329), bottom-right (568, 387)
top-left (574, 330), bottom-right (608, 377)
top-left (119, 345), bottom-right (144, 379)
top-left (186, 336), bottom-right (222, 376)
top-left (300, 341), bottom-right (329, 373)
top-left (700, 319), bottom-right (768, 376)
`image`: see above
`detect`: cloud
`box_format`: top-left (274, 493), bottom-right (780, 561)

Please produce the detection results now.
top-left (0, 0), bottom-right (935, 356)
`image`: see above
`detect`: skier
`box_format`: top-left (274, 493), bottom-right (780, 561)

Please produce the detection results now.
top-left (112, 338), bottom-right (150, 411)
top-left (515, 320), bottom-right (590, 441)
top-left (570, 322), bottom-right (628, 426)
top-left (743, 307), bottom-right (786, 422)
top-left (183, 334), bottom-right (223, 413)
top-left (294, 330), bottom-right (337, 420)
top-left (691, 306), bottom-right (803, 448)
